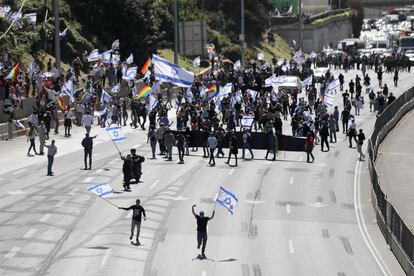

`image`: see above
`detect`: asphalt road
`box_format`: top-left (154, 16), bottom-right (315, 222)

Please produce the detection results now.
top-left (0, 67), bottom-right (412, 276)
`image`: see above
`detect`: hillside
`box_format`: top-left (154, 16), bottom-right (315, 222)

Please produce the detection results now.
top-left (0, 0), bottom-right (292, 70)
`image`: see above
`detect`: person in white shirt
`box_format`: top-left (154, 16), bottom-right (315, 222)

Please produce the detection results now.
top-left (64, 109), bottom-right (73, 137)
top-left (81, 111), bottom-right (93, 134)
top-left (27, 112), bottom-right (38, 127)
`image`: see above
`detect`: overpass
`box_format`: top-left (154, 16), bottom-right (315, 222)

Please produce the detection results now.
top-left (363, 0), bottom-right (413, 8)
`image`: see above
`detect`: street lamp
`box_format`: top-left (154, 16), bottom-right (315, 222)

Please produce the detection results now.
top-left (240, 0), bottom-right (245, 69)
top-left (53, 0), bottom-right (61, 71)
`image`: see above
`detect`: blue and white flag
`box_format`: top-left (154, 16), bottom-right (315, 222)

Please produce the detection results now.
top-left (233, 60), bottom-right (241, 71)
top-left (111, 83), bottom-right (120, 94)
top-left (59, 27), bottom-right (68, 38)
top-left (241, 116), bottom-right (255, 129)
top-left (106, 126), bottom-right (126, 142)
top-left (148, 94), bottom-right (158, 110)
top-left (220, 83), bottom-right (232, 95)
top-left (323, 93), bottom-right (334, 107)
top-left (102, 50), bottom-right (112, 64)
top-left (122, 67), bottom-right (137, 81)
top-left (88, 183), bottom-right (113, 198)
top-left (63, 80), bottom-right (74, 103)
top-left (325, 78), bottom-right (340, 94)
top-left (126, 53), bottom-right (134, 64)
top-left (152, 54), bottom-right (194, 87)
top-left (186, 87), bottom-right (194, 101)
top-left (301, 75), bottom-right (313, 87)
top-left (247, 89), bottom-right (258, 100)
top-left (216, 186), bottom-right (238, 215)
top-left (101, 89), bottom-right (112, 103)
top-left (88, 49), bottom-right (100, 62)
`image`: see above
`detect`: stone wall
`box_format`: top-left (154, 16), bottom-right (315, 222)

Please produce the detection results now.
top-left (272, 15), bottom-right (353, 53)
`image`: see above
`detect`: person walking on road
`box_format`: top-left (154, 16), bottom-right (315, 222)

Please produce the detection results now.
top-left (119, 199), bottom-right (146, 245)
top-left (81, 133), bottom-right (97, 170)
top-left (304, 132), bottom-right (315, 163)
top-left (38, 121), bottom-right (47, 155)
top-left (192, 204), bottom-right (215, 259)
top-left (207, 132), bottom-right (217, 166)
top-left (225, 131), bottom-right (238, 166)
top-left (147, 125), bottom-right (158, 159)
top-left (347, 120), bottom-right (358, 148)
top-left (357, 129), bottom-right (366, 161)
top-left (176, 131), bottom-right (186, 164)
top-left (44, 140), bottom-right (57, 176)
top-left (64, 108), bottom-right (73, 137)
top-left (320, 121), bottom-right (330, 152)
top-left (265, 130), bottom-right (277, 161)
top-left (81, 111), bottom-right (93, 134)
top-left (27, 125), bottom-right (38, 156)
top-left (393, 68), bottom-right (399, 87)
top-left (328, 115), bottom-right (337, 143)
top-left (242, 129), bottom-right (254, 160)
top-left (164, 129), bottom-right (175, 161)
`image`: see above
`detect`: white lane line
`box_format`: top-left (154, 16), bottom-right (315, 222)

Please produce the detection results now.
top-left (298, 156), bottom-right (304, 162)
top-left (100, 249), bottom-right (111, 269)
top-left (286, 204), bottom-right (291, 214)
top-left (150, 180), bottom-right (160, 190)
top-left (39, 214), bottom-right (51, 223)
top-left (133, 144), bottom-right (142, 148)
top-left (23, 228), bottom-right (37, 239)
top-left (289, 177), bottom-right (294, 184)
top-left (4, 247), bottom-right (20, 258)
top-left (354, 141), bottom-right (391, 276)
top-left (228, 169), bottom-right (235, 176)
top-left (288, 240), bottom-right (295, 254)
top-left (201, 271), bottom-right (207, 276)
top-left (12, 169), bottom-right (26, 175)
top-left (83, 177), bottom-right (94, 183)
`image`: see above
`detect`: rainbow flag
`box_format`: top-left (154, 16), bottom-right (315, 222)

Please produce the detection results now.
top-left (56, 95), bottom-right (68, 110)
top-left (202, 84), bottom-right (218, 102)
top-left (80, 92), bottom-right (90, 104)
top-left (140, 58), bottom-right (152, 75)
top-left (6, 62), bottom-right (19, 82)
top-left (134, 85), bottom-right (153, 100)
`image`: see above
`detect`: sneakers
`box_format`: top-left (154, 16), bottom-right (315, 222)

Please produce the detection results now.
top-left (129, 235), bottom-right (133, 240)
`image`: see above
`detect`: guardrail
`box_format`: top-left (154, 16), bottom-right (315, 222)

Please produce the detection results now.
top-left (368, 86), bottom-right (414, 276)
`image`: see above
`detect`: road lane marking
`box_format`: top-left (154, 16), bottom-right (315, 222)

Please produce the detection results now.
top-left (4, 247), bottom-right (19, 258)
top-left (23, 228), bottom-right (37, 239)
top-left (39, 214), bottom-right (51, 223)
top-left (133, 144), bottom-right (142, 148)
top-left (298, 156), bottom-right (303, 162)
top-left (83, 177), bottom-right (94, 183)
top-left (12, 169), bottom-right (26, 175)
top-left (100, 249), bottom-right (111, 269)
top-left (6, 190), bottom-right (26, 195)
top-left (288, 240), bottom-right (295, 254)
top-left (289, 177), bottom-right (294, 184)
top-left (150, 180), bottom-right (160, 190)
top-left (354, 141), bottom-right (391, 276)
top-left (201, 271), bottom-right (207, 276)
top-left (286, 204), bottom-right (291, 214)
top-left (229, 169), bottom-right (235, 175)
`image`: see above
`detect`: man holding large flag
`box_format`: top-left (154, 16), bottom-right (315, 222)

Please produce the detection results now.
top-left (192, 204), bottom-right (215, 259)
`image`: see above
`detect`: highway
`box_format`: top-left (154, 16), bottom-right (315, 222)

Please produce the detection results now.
top-left (0, 68), bottom-right (412, 276)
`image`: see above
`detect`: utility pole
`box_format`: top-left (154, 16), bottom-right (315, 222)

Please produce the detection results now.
top-left (173, 0), bottom-right (179, 64)
top-left (53, 0), bottom-right (61, 71)
top-left (298, 0), bottom-right (303, 51)
top-left (240, 0), bottom-right (245, 69)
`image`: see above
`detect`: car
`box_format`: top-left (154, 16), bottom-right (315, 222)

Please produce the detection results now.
top-left (313, 67), bottom-right (329, 83)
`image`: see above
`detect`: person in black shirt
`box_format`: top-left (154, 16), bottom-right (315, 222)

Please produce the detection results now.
top-left (192, 204), bottom-right (215, 259)
top-left (119, 199), bottom-right (146, 245)
top-left (81, 133), bottom-right (97, 170)
top-left (356, 129), bottom-right (366, 161)
top-left (225, 131), bottom-right (238, 167)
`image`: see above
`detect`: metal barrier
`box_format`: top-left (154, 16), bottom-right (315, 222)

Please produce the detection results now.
top-left (368, 86), bottom-right (414, 276)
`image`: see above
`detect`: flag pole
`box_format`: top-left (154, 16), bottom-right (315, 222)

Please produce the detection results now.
top-left (100, 197), bottom-right (119, 208)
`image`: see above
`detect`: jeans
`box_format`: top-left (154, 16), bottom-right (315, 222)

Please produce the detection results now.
top-left (306, 149), bottom-right (314, 162)
top-left (84, 149), bottom-right (92, 169)
top-left (209, 148), bottom-right (215, 165)
top-left (47, 155), bottom-right (54, 175)
top-left (357, 144), bottom-right (365, 160)
top-left (150, 140), bottom-right (157, 158)
top-left (166, 145), bottom-right (173, 160)
top-left (197, 231), bottom-right (208, 255)
top-left (178, 147), bottom-right (184, 162)
top-left (242, 142), bottom-right (254, 159)
top-left (321, 136), bottom-right (330, 151)
top-left (85, 125), bottom-right (91, 134)
top-left (131, 220), bottom-right (141, 241)
top-left (329, 129), bottom-right (337, 143)
top-left (28, 138), bottom-right (37, 154)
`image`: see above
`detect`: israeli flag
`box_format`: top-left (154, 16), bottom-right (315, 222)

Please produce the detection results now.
top-left (87, 49), bottom-right (101, 62)
top-left (102, 50), bottom-right (112, 64)
top-left (152, 54), bottom-right (194, 87)
top-left (122, 67), bottom-right (137, 81)
top-left (111, 83), bottom-right (120, 93)
top-left (247, 89), bottom-right (258, 100)
top-left (148, 94), bottom-right (158, 110)
top-left (301, 75), bottom-right (313, 87)
top-left (126, 53), bottom-right (134, 64)
top-left (325, 78), bottom-right (340, 93)
top-left (63, 80), bottom-right (74, 103)
top-left (88, 183), bottom-right (113, 198)
top-left (233, 60), bottom-right (241, 71)
top-left (59, 27), bottom-right (68, 38)
top-left (220, 83), bottom-right (233, 95)
top-left (241, 116), bottom-right (255, 129)
top-left (216, 186), bottom-right (238, 215)
top-left (101, 89), bottom-right (112, 103)
top-left (106, 127), bottom-right (126, 142)
top-left (323, 94), bottom-right (334, 107)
